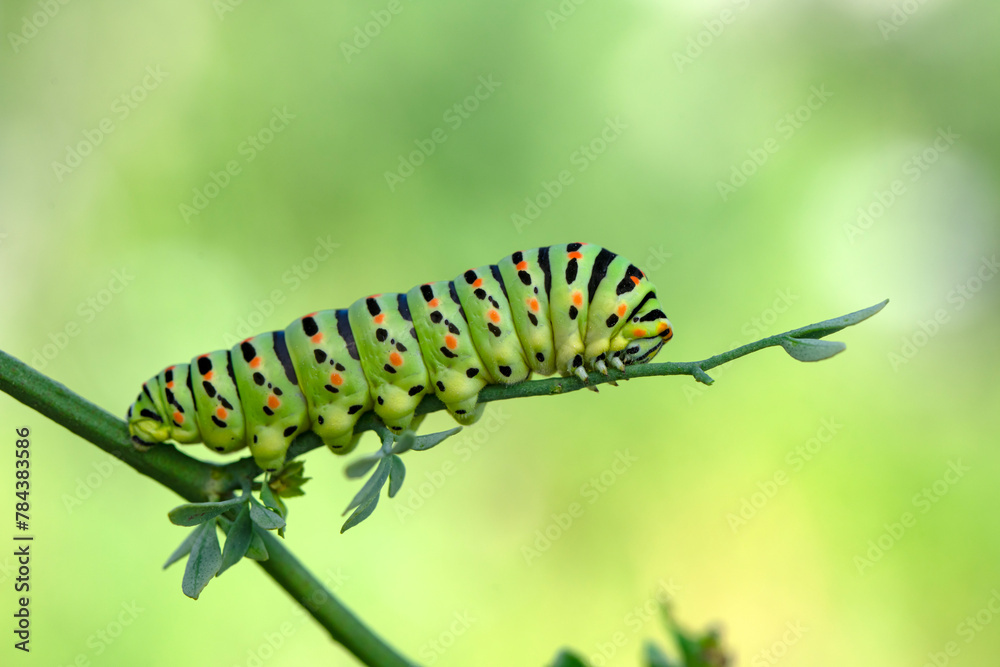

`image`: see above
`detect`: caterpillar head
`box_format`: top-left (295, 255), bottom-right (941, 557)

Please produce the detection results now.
top-left (127, 386), bottom-right (170, 450)
top-left (616, 297), bottom-right (673, 366)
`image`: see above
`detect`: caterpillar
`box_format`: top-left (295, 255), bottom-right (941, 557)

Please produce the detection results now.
top-left (127, 243), bottom-right (673, 472)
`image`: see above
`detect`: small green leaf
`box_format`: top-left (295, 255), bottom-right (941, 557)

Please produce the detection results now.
top-left (388, 455), bottom-right (406, 498)
top-left (549, 650), bottom-right (590, 667)
top-left (163, 526), bottom-right (201, 570)
top-left (167, 495), bottom-right (246, 526)
top-left (248, 496), bottom-right (286, 530)
top-left (182, 521), bottom-right (222, 599)
top-left (787, 299), bottom-right (888, 340)
top-left (245, 526), bottom-right (269, 561)
top-left (780, 336), bottom-right (846, 362)
top-left (218, 504), bottom-right (253, 576)
top-left (390, 431), bottom-right (416, 455)
top-left (341, 490), bottom-right (380, 533)
top-left (343, 457), bottom-right (391, 514)
top-left (345, 455), bottom-right (381, 479)
top-left (644, 641), bottom-right (675, 667)
top-left (412, 426), bottom-right (462, 451)
top-left (260, 480), bottom-right (284, 518)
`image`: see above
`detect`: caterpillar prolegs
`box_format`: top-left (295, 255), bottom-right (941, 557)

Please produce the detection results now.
top-left (127, 243), bottom-right (673, 472)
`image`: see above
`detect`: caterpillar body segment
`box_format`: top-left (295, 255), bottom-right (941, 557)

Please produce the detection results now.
top-left (496, 249), bottom-right (556, 376)
top-left (406, 281), bottom-right (491, 426)
top-left (190, 350), bottom-right (246, 453)
top-left (453, 266), bottom-right (531, 386)
top-left (127, 243), bottom-right (674, 472)
top-left (232, 332), bottom-right (311, 472)
top-left (283, 310), bottom-right (371, 455)
top-left (348, 294), bottom-right (430, 436)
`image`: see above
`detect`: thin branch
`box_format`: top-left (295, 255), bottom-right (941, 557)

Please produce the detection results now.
top-left (0, 299), bottom-right (885, 667)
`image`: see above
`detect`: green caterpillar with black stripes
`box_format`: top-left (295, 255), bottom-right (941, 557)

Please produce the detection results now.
top-left (127, 243), bottom-right (673, 472)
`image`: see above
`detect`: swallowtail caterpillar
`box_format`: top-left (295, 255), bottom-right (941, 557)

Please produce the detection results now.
top-left (127, 243), bottom-right (673, 472)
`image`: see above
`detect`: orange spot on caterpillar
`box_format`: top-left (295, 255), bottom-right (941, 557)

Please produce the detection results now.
top-left (243, 337), bottom-right (253, 344)
top-left (374, 313), bottom-right (385, 324)
top-left (173, 411), bottom-right (184, 424)
top-left (528, 298), bottom-right (540, 312)
top-left (306, 312), bottom-right (318, 317)
top-left (633, 328), bottom-right (646, 337)
top-left (568, 251), bottom-right (583, 259)
top-left (389, 351), bottom-right (404, 367)
top-left (488, 309), bottom-right (501, 323)
top-left (204, 371), bottom-right (215, 381)
top-left (572, 291), bottom-right (583, 307)
top-left (617, 303), bottom-right (627, 317)
top-left (630, 275), bottom-right (641, 286)
top-left (216, 407), bottom-right (228, 419)
top-left (516, 261), bottom-right (528, 270)
top-left (250, 357), bottom-right (262, 369)
top-left (657, 322), bottom-right (670, 333)
top-left (166, 381), bottom-right (174, 389)
top-left (267, 395), bottom-right (280, 409)
top-left (445, 334), bottom-right (459, 350)
top-left (331, 373), bottom-right (344, 386)
top-left (311, 333), bottom-right (324, 343)
top-left (473, 278), bottom-right (483, 287)
top-left (167, 365), bottom-right (175, 370)
top-left (429, 298), bottom-right (440, 307)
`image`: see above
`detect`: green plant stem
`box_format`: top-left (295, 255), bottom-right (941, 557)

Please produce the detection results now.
top-left (0, 299), bottom-right (885, 667)
top-left (0, 350), bottom-right (415, 667)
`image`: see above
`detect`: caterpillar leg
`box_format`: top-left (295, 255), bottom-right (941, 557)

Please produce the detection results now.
top-left (322, 431), bottom-right (362, 455)
top-left (445, 396), bottom-right (485, 425)
top-left (594, 357), bottom-right (618, 386)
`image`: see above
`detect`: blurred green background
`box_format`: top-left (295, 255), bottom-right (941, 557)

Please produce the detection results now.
top-left (1, 0), bottom-right (998, 665)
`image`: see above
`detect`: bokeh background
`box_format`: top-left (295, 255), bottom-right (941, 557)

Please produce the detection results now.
top-left (2, 0), bottom-right (998, 665)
